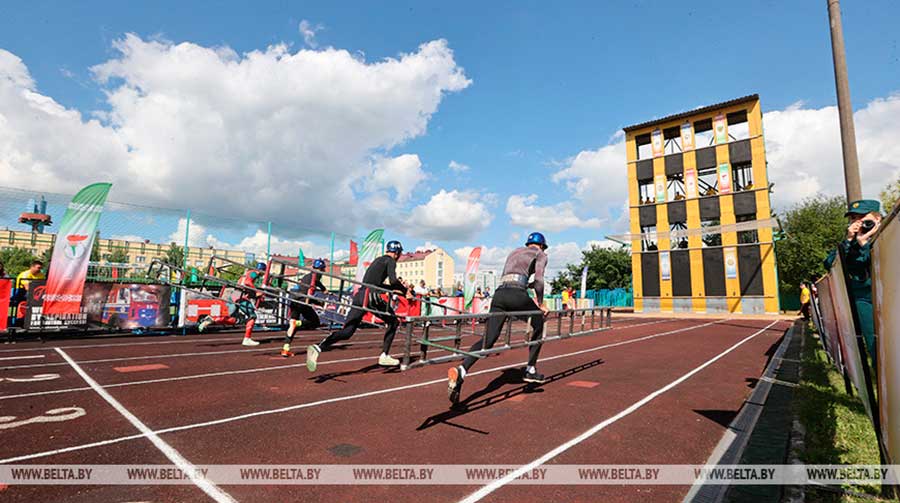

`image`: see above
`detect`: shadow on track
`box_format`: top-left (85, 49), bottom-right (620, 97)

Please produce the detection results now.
top-left (416, 358), bottom-right (605, 433)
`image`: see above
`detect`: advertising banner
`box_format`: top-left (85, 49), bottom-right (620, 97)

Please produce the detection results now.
top-left (815, 277), bottom-right (844, 367)
top-left (684, 167), bottom-right (698, 199)
top-left (655, 174), bottom-right (667, 203)
top-left (724, 247), bottom-right (738, 279)
top-left (681, 122), bottom-right (694, 151)
top-left (355, 229), bottom-right (384, 288)
top-left (463, 247), bottom-right (482, 309)
top-left (0, 279), bottom-right (10, 331)
top-left (24, 280), bottom-right (88, 329)
top-left (651, 128), bottom-right (664, 157)
top-left (872, 212), bottom-right (899, 469)
top-left (717, 163), bottom-right (733, 194)
top-left (659, 251), bottom-right (671, 281)
top-left (580, 265), bottom-right (588, 300)
top-left (714, 113), bottom-right (728, 144)
top-left (82, 283), bottom-right (172, 329)
top-left (829, 257), bottom-right (873, 422)
top-left (43, 183), bottom-right (112, 315)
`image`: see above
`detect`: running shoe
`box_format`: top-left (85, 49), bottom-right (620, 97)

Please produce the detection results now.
top-left (378, 354), bottom-right (400, 367)
top-left (197, 316), bottom-right (212, 333)
top-left (523, 370), bottom-right (546, 384)
top-left (306, 344), bottom-right (321, 372)
top-left (447, 365), bottom-right (465, 405)
top-left (281, 349), bottom-right (294, 358)
top-left (242, 338), bottom-right (260, 347)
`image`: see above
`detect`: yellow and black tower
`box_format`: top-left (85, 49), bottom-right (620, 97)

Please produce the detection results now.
top-left (623, 95), bottom-right (779, 314)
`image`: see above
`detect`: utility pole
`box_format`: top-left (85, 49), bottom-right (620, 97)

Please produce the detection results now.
top-left (827, 0), bottom-right (862, 202)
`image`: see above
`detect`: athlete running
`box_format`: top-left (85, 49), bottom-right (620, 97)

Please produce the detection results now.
top-left (446, 232), bottom-right (550, 405)
top-left (198, 262), bottom-right (266, 347)
top-left (306, 240), bottom-right (412, 371)
top-left (281, 258), bottom-right (327, 357)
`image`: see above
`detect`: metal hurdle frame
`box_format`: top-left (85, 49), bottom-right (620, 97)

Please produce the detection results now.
top-left (399, 306), bottom-right (613, 370)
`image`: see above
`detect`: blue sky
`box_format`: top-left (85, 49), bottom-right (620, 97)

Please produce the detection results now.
top-left (1, 1), bottom-right (898, 272)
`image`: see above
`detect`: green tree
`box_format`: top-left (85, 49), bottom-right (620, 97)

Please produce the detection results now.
top-left (40, 246), bottom-right (54, 268)
top-left (0, 247), bottom-right (39, 277)
top-left (164, 243), bottom-right (185, 267)
top-left (881, 176), bottom-right (900, 214)
top-left (568, 245), bottom-right (632, 290)
top-left (774, 194), bottom-right (847, 295)
top-left (550, 271), bottom-right (574, 293)
top-left (107, 247), bottom-right (130, 264)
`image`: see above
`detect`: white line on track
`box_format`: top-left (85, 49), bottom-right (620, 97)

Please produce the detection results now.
top-left (0, 319), bottom-right (669, 401)
top-left (458, 320), bottom-right (781, 503)
top-left (0, 355), bottom-right (45, 361)
top-left (0, 318), bottom-right (722, 463)
top-left (54, 348), bottom-right (236, 503)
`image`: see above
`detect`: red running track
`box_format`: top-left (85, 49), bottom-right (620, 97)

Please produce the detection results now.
top-left (0, 317), bottom-right (790, 502)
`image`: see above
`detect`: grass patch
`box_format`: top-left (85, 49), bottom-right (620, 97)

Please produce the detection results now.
top-left (795, 323), bottom-right (898, 502)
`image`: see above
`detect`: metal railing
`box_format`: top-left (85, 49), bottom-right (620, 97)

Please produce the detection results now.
top-left (399, 306), bottom-right (612, 370)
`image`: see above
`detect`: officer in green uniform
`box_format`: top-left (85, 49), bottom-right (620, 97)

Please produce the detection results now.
top-left (824, 199), bottom-right (883, 358)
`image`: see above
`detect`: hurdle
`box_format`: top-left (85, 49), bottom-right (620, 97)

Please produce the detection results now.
top-left (399, 306), bottom-right (613, 370)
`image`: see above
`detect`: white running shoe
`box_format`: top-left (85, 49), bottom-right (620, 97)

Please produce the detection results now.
top-left (378, 354), bottom-right (400, 367)
top-left (306, 344), bottom-right (321, 372)
top-left (242, 338), bottom-right (260, 347)
top-left (198, 317), bottom-right (212, 333)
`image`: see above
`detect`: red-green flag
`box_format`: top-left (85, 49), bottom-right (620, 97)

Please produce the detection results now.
top-left (43, 183), bottom-right (112, 315)
top-left (463, 247), bottom-right (482, 309)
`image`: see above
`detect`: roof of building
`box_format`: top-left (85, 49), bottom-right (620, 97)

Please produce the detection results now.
top-left (398, 250), bottom-right (434, 262)
top-left (622, 94), bottom-right (759, 133)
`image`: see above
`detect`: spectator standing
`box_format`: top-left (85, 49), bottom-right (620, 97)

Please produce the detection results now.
top-left (799, 282), bottom-right (811, 321)
top-left (824, 199), bottom-right (883, 358)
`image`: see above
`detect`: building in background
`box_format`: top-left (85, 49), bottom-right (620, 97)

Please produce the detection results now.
top-left (622, 94), bottom-right (778, 314)
top-left (1, 229), bottom-right (246, 269)
top-left (342, 246), bottom-right (455, 289)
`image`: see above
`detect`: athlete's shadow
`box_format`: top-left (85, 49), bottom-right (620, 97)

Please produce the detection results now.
top-left (416, 358), bottom-right (604, 433)
top-left (309, 363), bottom-right (401, 384)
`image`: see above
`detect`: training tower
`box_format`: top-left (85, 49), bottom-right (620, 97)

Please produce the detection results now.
top-left (623, 94), bottom-right (778, 314)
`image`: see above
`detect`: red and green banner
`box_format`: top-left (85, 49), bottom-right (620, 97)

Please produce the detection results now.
top-left (42, 183), bottom-right (112, 315)
top-left (463, 247), bottom-right (482, 309)
top-left (355, 229), bottom-right (384, 286)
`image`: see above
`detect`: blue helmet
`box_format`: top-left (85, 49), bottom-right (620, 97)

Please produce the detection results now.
top-left (312, 258), bottom-right (326, 271)
top-left (256, 262), bottom-right (267, 271)
top-left (386, 240), bottom-right (403, 254)
top-left (525, 232), bottom-right (548, 250)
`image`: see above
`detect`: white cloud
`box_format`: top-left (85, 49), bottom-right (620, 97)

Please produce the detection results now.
top-left (298, 20), bottom-right (324, 48)
top-left (505, 194), bottom-right (603, 232)
top-left (448, 160), bottom-right (469, 172)
top-left (763, 95), bottom-right (900, 208)
top-left (166, 217), bottom-right (331, 257)
top-left (553, 94), bottom-right (900, 217)
top-left (404, 190), bottom-right (492, 241)
top-left (368, 154), bottom-right (425, 202)
top-left (0, 36), bottom-right (471, 238)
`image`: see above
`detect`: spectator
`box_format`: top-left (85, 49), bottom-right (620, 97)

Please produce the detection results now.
top-left (15, 260), bottom-right (45, 291)
top-left (454, 283), bottom-right (464, 297)
top-left (475, 287), bottom-right (484, 299)
top-left (824, 199), bottom-right (883, 358)
top-left (674, 192), bottom-right (686, 201)
top-left (414, 280), bottom-right (428, 296)
top-left (561, 287), bottom-right (570, 310)
top-left (799, 282), bottom-right (811, 321)
top-left (483, 287), bottom-right (491, 298)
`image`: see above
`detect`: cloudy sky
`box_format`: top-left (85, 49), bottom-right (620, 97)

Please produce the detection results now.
top-left (0, 1), bottom-right (898, 273)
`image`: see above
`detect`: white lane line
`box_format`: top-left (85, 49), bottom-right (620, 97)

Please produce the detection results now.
top-left (54, 348), bottom-right (236, 503)
top-left (458, 320), bottom-right (782, 503)
top-left (0, 355), bottom-right (45, 361)
top-left (0, 337), bottom-right (231, 353)
top-left (1, 319), bottom-right (717, 463)
top-left (0, 319), bottom-right (670, 401)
